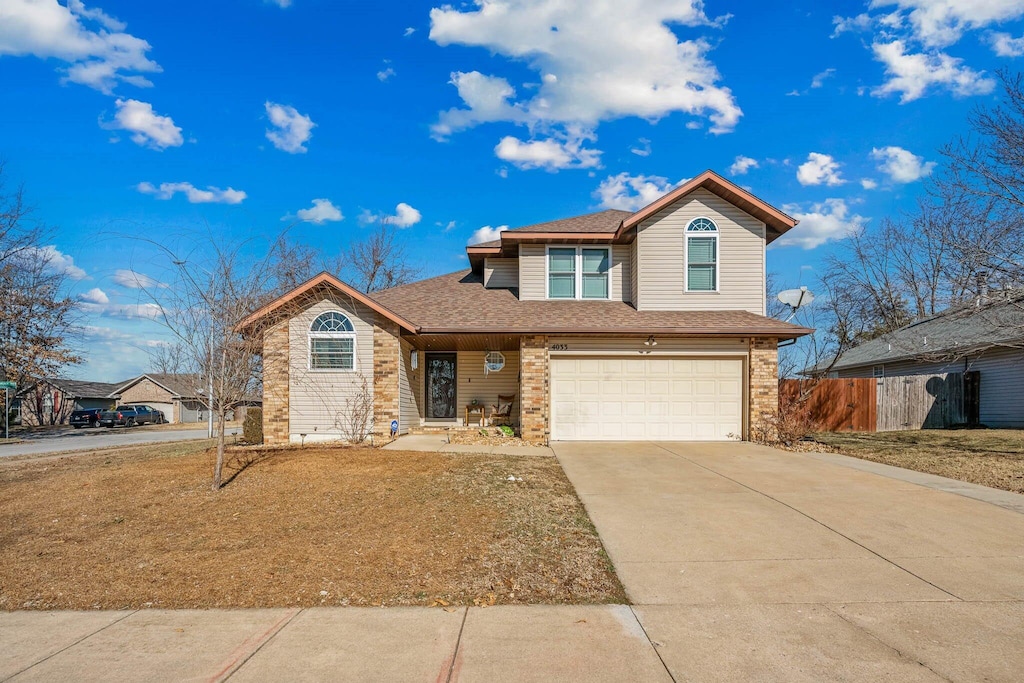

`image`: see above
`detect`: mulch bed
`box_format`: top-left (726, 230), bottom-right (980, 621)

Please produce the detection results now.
top-left (812, 429), bottom-right (1024, 494)
top-left (0, 442), bottom-right (624, 610)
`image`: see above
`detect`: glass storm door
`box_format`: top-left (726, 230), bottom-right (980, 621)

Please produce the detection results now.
top-left (426, 353), bottom-right (457, 419)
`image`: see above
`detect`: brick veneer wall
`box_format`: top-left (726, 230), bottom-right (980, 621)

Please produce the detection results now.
top-left (749, 337), bottom-right (779, 439)
top-left (372, 316), bottom-right (401, 442)
top-left (262, 321), bottom-right (290, 445)
top-left (520, 335), bottom-right (550, 444)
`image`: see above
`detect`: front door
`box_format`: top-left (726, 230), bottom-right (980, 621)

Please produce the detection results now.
top-left (426, 353), bottom-right (457, 419)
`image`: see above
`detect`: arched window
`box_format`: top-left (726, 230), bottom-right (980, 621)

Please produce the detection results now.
top-left (686, 217), bottom-right (718, 292)
top-left (309, 311), bottom-right (356, 370)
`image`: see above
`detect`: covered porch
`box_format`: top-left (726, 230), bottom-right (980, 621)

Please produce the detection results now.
top-left (398, 333), bottom-right (527, 434)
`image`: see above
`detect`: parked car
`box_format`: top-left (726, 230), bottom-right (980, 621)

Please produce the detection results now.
top-left (98, 405), bottom-right (159, 428)
top-left (70, 408), bottom-right (104, 429)
top-left (123, 404), bottom-right (164, 424)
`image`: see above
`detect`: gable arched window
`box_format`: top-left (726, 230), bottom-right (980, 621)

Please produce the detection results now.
top-left (686, 217), bottom-right (718, 292)
top-left (309, 311), bottom-right (356, 370)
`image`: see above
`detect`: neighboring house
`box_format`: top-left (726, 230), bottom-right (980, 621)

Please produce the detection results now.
top-left (16, 379), bottom-right (119, 426)
top-left (110, 373), bottom-right (211, 424)
top-left (816, 294), bottom-right (1024, 428)
top-left (240, 170), bottom-right (811, 445)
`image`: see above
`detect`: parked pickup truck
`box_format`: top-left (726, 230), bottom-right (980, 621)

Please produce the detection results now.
top-left (99, 405), bottom-right (161, 428)
top-left (124, 404), bottom-right (164, 424)
top-left (70, 408), bottom-right (104, 429)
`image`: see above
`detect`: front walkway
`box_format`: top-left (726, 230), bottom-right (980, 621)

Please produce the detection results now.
top-left (553, 441), bottom-right (1024, 681)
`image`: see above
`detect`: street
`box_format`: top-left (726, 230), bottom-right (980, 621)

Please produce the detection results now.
top-left (0, 426), bottom-right (240, 458)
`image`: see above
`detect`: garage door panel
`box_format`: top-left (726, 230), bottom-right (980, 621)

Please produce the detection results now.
top-left (551, 355), bottom-right (743, 442)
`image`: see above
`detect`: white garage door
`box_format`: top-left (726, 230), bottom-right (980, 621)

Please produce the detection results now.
top-left (551, 356), bottom-right (744, 441)
top-left (145, 402), bottom-right (174, 423)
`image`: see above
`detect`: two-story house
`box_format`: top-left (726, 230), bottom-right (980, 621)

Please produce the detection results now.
top-left (241, 170), bottom-right (811, 445)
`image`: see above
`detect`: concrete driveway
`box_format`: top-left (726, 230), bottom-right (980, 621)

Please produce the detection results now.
top-left (554, 441), bottom-right (1024, 682)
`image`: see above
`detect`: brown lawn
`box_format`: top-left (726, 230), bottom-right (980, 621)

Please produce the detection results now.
top-left (0, 442), bottom-right (624, 610)
top-left (813, 429), bottom-right (1024, 494)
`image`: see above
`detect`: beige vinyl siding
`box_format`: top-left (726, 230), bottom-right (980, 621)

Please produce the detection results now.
top-left (398, 338), bottom-right (421, 434)
top-left (456, 351), bottom-right (521, 426)
top-left (637, 187), bottom-right (765, 314)
top-left (484, 258), bottom-right (519, 289)
top-left (519, 243), bottom-right (630, 302)
top-left (549, 337), bottom-right (748, 356)
top-left (630, 242), bottom-right (638, 307)
top-left (838, 348), bottom-right (1024, 428)
top-left (288, 295), bottom-right (374, 442)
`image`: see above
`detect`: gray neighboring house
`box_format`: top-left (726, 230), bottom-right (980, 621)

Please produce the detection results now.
top-left (821, 295), bottom-right (1024, 428)
top-left (16, 379), bottom-right (120, 426)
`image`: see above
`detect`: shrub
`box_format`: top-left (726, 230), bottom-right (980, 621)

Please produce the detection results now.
top-left (243, 407), bottom-right (263, 444)
top-left (750, 390), bottom-right (815, 446)
top-left (498, 425), bottom-right (514, 437)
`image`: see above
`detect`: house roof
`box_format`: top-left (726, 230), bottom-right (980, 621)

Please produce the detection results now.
top-left (112, 373), bottom-right (205, 399)
top-left (372, 270), bottom-right (812, 338)
top-left (815, 294), bottom-right (1024, 373)
top-left (18, 378), bottom-right (120, 399)
top-left (237, 272), bottom-right (418, 333)
top-left (466, 170), bottom-right (797, 265)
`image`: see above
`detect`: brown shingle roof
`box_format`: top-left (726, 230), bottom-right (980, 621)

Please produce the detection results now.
top-left (373, 270), bottom-right (811, 338)
top-left (470, 209), bottom-right (631, 249)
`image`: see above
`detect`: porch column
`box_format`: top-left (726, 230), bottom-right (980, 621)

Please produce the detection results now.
top-left (520, 335), bottom-right (550, 444)
top-left (373, 316), bottom-right (401, 442)
top-left (749, 337), bottom-right (779, 440)
top-left (262, 321), bottom-right (290, 445)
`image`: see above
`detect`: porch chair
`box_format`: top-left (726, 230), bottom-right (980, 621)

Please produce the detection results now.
top-left (489, 393), bottom-right (516, 427)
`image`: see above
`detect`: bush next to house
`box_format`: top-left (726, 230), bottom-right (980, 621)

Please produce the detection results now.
top-left (243, 407), bottom-right (263, 444)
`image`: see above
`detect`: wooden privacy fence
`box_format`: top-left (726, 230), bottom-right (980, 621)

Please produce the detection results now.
top-left (781, 372), bottom-right (978, 432)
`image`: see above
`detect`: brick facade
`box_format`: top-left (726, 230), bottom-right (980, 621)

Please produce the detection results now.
top-left (519, 335), bottom-right (550, 444)
top-left (372, 316), bottom-right (401, 442)
top-left (749, 336), bottom-right (779, 439)
top-left (262, 321), bottom-right (290, 445)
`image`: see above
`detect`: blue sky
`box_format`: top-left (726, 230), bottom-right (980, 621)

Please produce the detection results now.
top-left (3, 0), bottom-right (1024, 381)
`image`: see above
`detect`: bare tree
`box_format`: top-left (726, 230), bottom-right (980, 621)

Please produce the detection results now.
top-left (344, 223), bottom-right (420, 292)
top-left (0, 164), bottom-right (81, 390)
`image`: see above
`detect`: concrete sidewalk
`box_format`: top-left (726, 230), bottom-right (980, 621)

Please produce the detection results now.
top-left (1, 605), bottom-right (669, 683)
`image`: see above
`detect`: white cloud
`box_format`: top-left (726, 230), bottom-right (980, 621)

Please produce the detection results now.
top-left (861, 178), bottom-right (879, 189)
top-left (79, 287), bottom-right (109, 304)
top-left (266, 0), bottom-right (292, 7)
top-left (729, 155), bottom-right (759, 176)
top-left (594, 172), bottom-right (675, 211)
top-left (0, 0), bottom-right (161, 93)
top-left (404, 27), bottom-right (416, 37)
top-left (468, 225), bottom-right (508, 245)
top-left (776, 199), bottom-right (868, 250)
top-left (796, 153), bottom-right (845, 186)
top-left (833, 3), bottom-right (1008, 103)
top-left (377, 66), bottom-right (396, 82)
top-left (265, 101), bottom-right (315, 153)
top-left (871, 40), bottom-right (994, 102)
top-left (137, 181), bottom-right (246, 204)
top-left (810, 68), bottom-right (836, 88)
top-left (441, 220), bottom-right (457, 232)
top-left (102, 99), bottom-right (182, 149)
top-left (429, 0), bottom-right (741, 159)
top-left (870, 145), bottom-right (936, 183)
top-left (360, 202), bottom-right (422, 228)
top-left (103, 303), bottom-right (164, 320)
top-left (494, 134), bottom-right (601, 170)
top-left (990, 31), bottom-right (1024, 56)
top-left (629, 138), bottom-right (651, 157)
top-left (294, 198), bottom-right (343, 224)
top-left (27, 245), bottom-right (88, 280)
top-left (113, 269), bottom-right (167, 289)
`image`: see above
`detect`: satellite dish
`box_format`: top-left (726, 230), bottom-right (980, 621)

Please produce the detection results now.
top-left (777, 286), bottom-right (814, 321)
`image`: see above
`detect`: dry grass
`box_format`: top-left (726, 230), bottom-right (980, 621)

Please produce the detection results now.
top-left (813, 429), bottom-right (1024, 493)
top-left (0, 442), bottom-right (624, 611)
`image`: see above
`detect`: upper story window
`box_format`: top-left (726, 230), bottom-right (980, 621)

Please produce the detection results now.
top-left (309, 311), bottom-right (356, 370)
top-left (686, 217), bottom-right (718, 292)
top-left (547, 246), bottom-right (609, 300)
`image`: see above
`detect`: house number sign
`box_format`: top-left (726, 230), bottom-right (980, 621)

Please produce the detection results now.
top-left (550, 344), bottom-right (569, 351)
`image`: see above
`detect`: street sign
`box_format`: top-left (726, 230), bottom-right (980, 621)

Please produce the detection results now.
top-left (0, 381), bottom-right (15, 390)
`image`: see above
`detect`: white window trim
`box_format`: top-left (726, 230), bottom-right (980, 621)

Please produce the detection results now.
top-left (872, 365), bottom-right (884, 378)
top-left (545, 245), bottom-right (611, 300)
top-left (684, 217), bottom-right (720, 294)
top-left (308, 311), bottom-right (358, 372)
